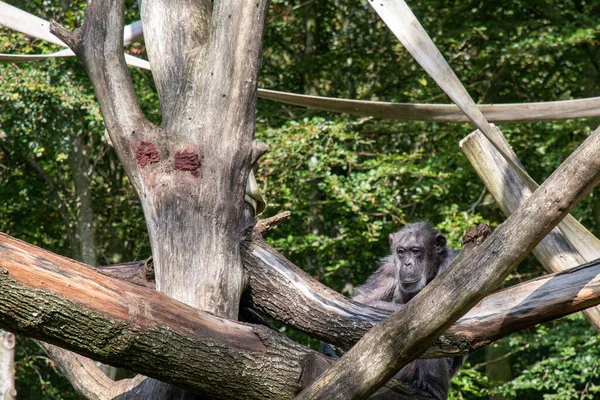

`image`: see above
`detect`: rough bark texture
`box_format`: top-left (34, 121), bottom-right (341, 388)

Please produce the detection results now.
top-left (0, 233), bottom-right (315, 399)
top-left (0, 331), bottom-right (16, 400)
top-left (50, 0), bottom-right (269, 320)
top-left (100, 228), bottom-right (600, 359)
top-left (296, 126), bottom-right (600, 400)
top-left (0, 232), bottom-right (445, 399)
top-left (460, 126), bottom-right (600, 331)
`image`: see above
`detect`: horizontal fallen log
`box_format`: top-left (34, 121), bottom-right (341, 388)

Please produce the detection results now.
top-left (0, 232), bottom-right (437, 400)
top-left (0, 233), bottom-right (316, 399)
top-left (98, 227), bottom-right (600, 359)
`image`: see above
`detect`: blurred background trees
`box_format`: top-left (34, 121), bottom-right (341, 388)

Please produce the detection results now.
top-left (1, 0), bottom-right (599, 398)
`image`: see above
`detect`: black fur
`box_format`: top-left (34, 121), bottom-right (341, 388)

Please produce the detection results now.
top-left (352, 222), bottom-right (463, 400)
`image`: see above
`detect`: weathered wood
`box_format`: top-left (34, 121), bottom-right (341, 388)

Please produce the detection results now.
top-left (5, 229), bottom-right (600, 399)
top-left (98, 228), bottom-right (600, 359)
top-left (50, 0), bottom-right (269, 320)
top-left (460, 126), bottom-right (600, 331)
top-left (0, 233), bottom-right (315, 399)
top-left (367, 0), bottom-right (516, 165)
top-left (465, 124), bottom-right (600, 261)
top-left (38, 342), bottom-right (147, 400)
top-left (140, 0), bottom-right (210, 123)
top-left (0, 232), bottom-right (442, 400)
top-left (295, 126), bottom-right (600, 400)
top-left (5, 5), bottom-right (600, 125)
top-left (256, 90), bottom-right (600, 123)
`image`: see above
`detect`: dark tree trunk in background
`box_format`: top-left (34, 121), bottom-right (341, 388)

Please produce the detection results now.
top-left (68, 133), bottom-right (97, 268)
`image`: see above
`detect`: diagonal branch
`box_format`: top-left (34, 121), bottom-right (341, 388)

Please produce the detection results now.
top-left (99, 225), bottom-right (600, 359)
top-left (461, 125), bottom-right (600, 331)
top-left (38, 343), bottom-right (147, 400)
top-left (296, 126), bottom-right (600, 399)
top-left (49, 0), bottom-right (154, 155)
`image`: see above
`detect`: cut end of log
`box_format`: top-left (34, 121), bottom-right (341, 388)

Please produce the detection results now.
top-left (458, 132), bottom-right (476, 148)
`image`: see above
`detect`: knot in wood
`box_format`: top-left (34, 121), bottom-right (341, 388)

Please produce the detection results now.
top-left (462, 223), bottom-right (492, 246)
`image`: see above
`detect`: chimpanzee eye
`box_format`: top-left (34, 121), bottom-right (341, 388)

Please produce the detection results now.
top-left (397, 248), bottom-right (405, 254)
top-left (411, 247), bottom-right (420, 254)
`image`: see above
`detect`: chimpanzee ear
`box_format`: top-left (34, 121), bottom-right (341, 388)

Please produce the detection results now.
top-left (434, 234), bottom-right (447, 253)
top-left (389, 233), bottom-right (395, 246)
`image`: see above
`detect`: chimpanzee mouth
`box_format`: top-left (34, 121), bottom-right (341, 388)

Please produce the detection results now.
top-left (400, 278), bottom-right (421, 284)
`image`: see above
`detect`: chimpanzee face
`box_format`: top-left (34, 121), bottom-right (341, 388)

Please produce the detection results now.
top-left (390, 224), bottom-right (446, 293)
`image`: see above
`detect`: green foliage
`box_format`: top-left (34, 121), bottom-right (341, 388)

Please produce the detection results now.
top-left (2, 0), bottom-right (600, 398)
top-left (15, 339), bottom-right (82, 400)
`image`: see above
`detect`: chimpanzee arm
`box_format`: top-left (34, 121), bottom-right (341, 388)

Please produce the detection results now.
top-left (411, 359), bottom-right (451, 400)
top-left (353, 256), bottom-right (397, 304)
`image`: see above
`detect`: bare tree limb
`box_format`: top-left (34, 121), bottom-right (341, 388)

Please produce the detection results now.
top-left (461, 126), bottom-right (600, 331)
top-left (0, 232), bottom-right (441, 399)
top-left (97, 227), bottom-right (600, 359)
top-left (38, 343), bottom-right (147, 400)
top-left (49, 0), bottom-right (154, 154)
top-left (296, 126), bottom-right (600, 400)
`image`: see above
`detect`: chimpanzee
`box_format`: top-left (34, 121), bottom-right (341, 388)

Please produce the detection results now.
top-left (331, 222), bottom-right (463, 400)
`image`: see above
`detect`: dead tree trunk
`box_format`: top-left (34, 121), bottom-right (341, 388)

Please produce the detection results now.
top-left (48, 1), bottom-right (268, 397)
top-left (297, 125), bottom-right (600, 400)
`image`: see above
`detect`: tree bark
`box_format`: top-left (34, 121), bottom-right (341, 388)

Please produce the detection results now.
top-left (0, 331), bottom-right (16, 400)
top-left (101, 226), bottom-right (600, 359)
top-left (3, 226), bottom-right (600, 398)
top-left (460, 125), bottom-right (600, 331)
top-left (296, 125), bottom-right (600, 400)
top-left (0, 233), bottom-right (315, 399)
top-left (51, 0), bottom-right (268, 318)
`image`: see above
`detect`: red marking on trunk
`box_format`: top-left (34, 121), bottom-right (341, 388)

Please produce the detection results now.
top-left (174, 150), bottom-right (201, 175)
top-left (136, 142), bottom-right (160, 167)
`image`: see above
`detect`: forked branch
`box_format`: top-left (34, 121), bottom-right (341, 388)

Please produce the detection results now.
top-left (296, 126), bottom-right (600, 400)
top-left (49, 0), bottom-right (154, 155)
